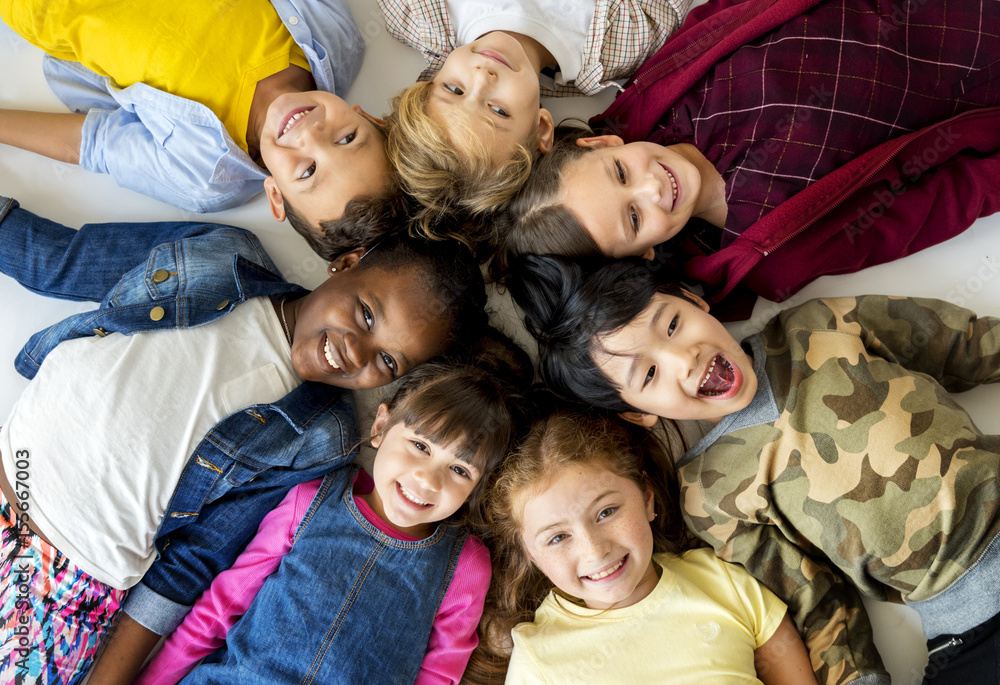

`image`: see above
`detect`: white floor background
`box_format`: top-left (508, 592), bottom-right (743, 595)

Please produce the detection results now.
top-left (2, 1), bottom-right (999, 682)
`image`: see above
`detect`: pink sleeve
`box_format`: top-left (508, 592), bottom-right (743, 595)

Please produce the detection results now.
top-left (414, 535), bottom-right (491, 685)
top-left (133, 479), bottom-right (323, 685)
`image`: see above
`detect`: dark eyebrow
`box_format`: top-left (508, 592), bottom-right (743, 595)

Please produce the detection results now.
top-left (411, 428), bottom-right (481, 468)
top-left (370, 292), bottom-right (411, 371)
top-left (603, 161), bottom-right (634, 244)
top-left (535, 489), bottom-right (616, 538)
top-left (301, 132), bottom-right (369, 194)
top-left (625, 302), bottom-right (668, 388)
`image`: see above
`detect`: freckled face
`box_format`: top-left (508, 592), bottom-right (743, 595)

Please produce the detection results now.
top-left (520, 464), bottom-right (658, 610)
top-left (594, 293), bottom-right (756, 423)
top-left (366, 421), bottom-right (481, 538)
top-left (287, 264), bottom-right (448, 390)
top-left (260, 91), bottom-right (391, 226)
top-left (428, 31), bottom-right (546, 163)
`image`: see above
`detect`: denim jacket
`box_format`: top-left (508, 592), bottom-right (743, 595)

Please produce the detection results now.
top-left (0, 197), bottom-right (359, 633)
top-left (38, 0), bottom-right (364, 212)
top-left (186, 467), bottom-right (464, 684)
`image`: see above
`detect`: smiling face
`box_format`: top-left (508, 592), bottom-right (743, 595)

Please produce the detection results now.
top-left (558, 138), bottom-right (710, 259)
top-left (594, 292), bottom-right (757, 423)
top-left (428, 32), bottom-right (554, 163)
top-left (286, 262), bottom-right (447, 390)
top-left (520, 463), bottom-right (658, 610)
top-left (365, 405), bottom-right (481, 537)
top-left (260, 91), bottom-right (392, 228)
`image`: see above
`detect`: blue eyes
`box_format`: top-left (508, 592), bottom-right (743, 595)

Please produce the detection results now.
top-left (490, 104), bottom-right (509, 117)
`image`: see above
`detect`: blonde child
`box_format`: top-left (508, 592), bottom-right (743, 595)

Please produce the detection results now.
top-left (508, 253), bottom-right (1000, 684)
top-left (0, 0), bottom-right (391, 251)
top-left (133, 356), bottom-right (532, 684)
top-left (378, 0), bottom-right (691, 243)
top-left (482, 405), bottom-right (816, 684)
top-left (0, 197), bottom-right (489, 684)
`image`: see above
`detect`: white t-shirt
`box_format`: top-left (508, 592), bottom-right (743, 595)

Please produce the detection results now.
top-left (445, 0), bottom-right (596, 85)
top-left (0, 297), bottom-right (302, 589)
top-left (507, 548), bottom-right (787, 684)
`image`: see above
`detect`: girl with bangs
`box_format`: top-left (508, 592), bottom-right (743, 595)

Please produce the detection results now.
top-left (134, 351), bottom-right (532, 685)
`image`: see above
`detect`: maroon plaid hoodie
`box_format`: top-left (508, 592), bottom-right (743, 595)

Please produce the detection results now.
top-left (594, 0), bottom-right (1000, 319)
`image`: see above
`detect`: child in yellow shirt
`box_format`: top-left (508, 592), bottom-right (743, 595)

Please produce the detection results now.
top-left (0, 0), bottom-right (390, 256)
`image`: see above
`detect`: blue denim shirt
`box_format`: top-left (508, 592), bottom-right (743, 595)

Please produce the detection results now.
top-left (38, 0), bottom-right (364, 212)
top-left (0, 197), bottom-right (359, 633)
top-left (186, 467), bottom-right (464, 684)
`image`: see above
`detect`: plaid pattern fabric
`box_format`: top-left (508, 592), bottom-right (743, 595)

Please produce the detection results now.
top-left (377, 0), bottom-right (692, 96)
top-left (651, 0), bottom-right (999, 248)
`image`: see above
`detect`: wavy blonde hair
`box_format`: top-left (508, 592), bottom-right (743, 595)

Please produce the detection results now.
top-left (386, 80), bottom-right (539, 249)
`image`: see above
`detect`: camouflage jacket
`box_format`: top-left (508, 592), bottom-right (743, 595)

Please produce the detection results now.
top-left (678, 296), bottom-right (1000, 685)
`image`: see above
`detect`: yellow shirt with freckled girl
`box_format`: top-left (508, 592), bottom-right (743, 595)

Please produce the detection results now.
top-left (1, 0), bottom-right (310, 153)
top-left (506, 548), bottom-right (787, 684)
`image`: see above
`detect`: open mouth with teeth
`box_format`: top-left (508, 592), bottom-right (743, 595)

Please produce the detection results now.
top-left (279, 107), bottom-right (315, 138)
top-left (698, 355), bottom-right (736, 397)
top-left (323, 335), bottom-right (341, 371)
top-left (659, 164), bottom-right (678, 209)
top-left (583, 555), bottom-right (628, 582)
top-left (397, 482), bottom-right (432, 508)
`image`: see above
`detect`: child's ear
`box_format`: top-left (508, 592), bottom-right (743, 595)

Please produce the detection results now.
top-left (264, 176), bottom-right (287, 222)
top-left (681, 289), bottom-right (711, 312)
top-left (619, 411), bottom-right (659, 428)
top-left (354, 105), bottom-right (387, 129)
top-left (576, 134), bottom-right (624, 150)
top-left (369, 403), bottom-right (391, 448)
top-left (643, 485), bottom-right (656, 522)
top-left (536, 108), bottom-right (555, 153)
top-left (641, 247), bottom-right (657, 261)
top-left (328, 247), bottom-right (366, 275)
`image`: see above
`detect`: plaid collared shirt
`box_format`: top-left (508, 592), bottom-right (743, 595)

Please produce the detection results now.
top-left (377, 0), bottom-right (692, 96)
top-left (651, 0), bottom-right (999, 248)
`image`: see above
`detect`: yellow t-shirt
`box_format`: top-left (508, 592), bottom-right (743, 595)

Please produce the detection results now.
top-left (1, 0), bottom-right (309, 153)
top-left (507, 548), bottom-right (788, 684)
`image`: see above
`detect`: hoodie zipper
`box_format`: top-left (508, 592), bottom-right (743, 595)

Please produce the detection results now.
top-left (927, 637), bottom-right (963, 657)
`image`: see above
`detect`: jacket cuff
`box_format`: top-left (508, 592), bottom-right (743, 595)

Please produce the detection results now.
top-left (0, 196), bottom-right (18, 222)
top-left (123, 583), bottom-right (192, 635)
top-left (850, 675), bottom-right (892, 685)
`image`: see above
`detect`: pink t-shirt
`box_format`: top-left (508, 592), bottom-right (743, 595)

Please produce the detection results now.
top-left (135, 471), bottom-right (490, 685)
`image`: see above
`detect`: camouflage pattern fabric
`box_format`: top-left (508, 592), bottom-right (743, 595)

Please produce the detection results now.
top-left (678, 296), bottom-right (1000, 684)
